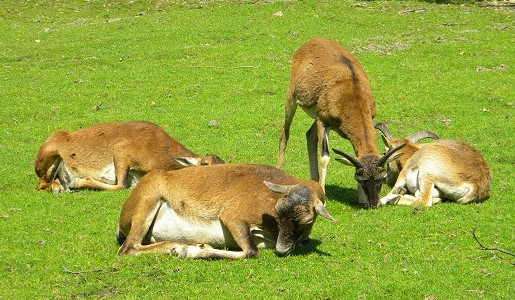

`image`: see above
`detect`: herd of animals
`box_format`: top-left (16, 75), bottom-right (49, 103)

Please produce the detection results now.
top-left (34, 38), bottom-right (492, 259)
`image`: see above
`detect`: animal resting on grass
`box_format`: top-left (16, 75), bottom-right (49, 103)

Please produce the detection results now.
top-left (374, 122), bottom-right (440, 187)
top-left (117, 164), bottom-right (335, 259)
top-left (375, 123), bottom-right (492, 207)
top-left (34, 121), bottom-right (224, 193)
top-left (277, 37), bottom-right (404, 207)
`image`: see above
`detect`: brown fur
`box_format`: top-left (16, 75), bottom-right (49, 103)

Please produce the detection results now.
top-left (380, 137), bottom-right (420, 187)
top-left (34, 121), bottom-right (224, 192)
top-left (117, 164), bottom-right (334, 259)
top-left (381, 139), bottom-right (492, 206)
top-left (278, 38), bottom-right (402, 207)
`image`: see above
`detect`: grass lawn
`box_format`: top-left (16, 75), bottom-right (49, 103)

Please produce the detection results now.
top-left (1, 1), bottom-right (513, 299)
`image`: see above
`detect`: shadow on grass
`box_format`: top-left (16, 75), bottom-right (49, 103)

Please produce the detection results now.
top-left (325, 184), bottom-right (364, 209)
top-left (292, 239), bottom-right (332, 257)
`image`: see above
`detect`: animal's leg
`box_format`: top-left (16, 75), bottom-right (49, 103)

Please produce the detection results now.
top-left (118, 197), bottom-right (165, 255)
top-left (392, 194), bottom-right (419, 205)
top-left (74, 178), bottom-right (125, 191)
top-left (380, 168), bottom-right (415, 205)
top-left (456, 185), bottom-right (479, 204)
top-left (381, 175), bottom-right (441, 207)
top-left (75, 147), bottom-right (132, 191)
top-left (278, 90), bottom-right (298, 169)
top-left (317, 122), bottom-right (331, 191)
top-left (306, 120), bottom-right (319, 181)
top-left (387, 167), bottom-right (410, 195)
top-left (50, 180), bottom-right (65, 194)
top-left (412, 174), bottom-right (436, 207)
top-left (180, 244), bottom-right (248, 259)
top-left (379, 193), bottom-right (401, 205)
top-left (35, 154), bottom-right (63, 191)
top-left (221, 216), bottom-right (259, 258)
top-left (120, 242), bottom-right (248, 259)
top-left (432, 197), bottom-right (443, 205)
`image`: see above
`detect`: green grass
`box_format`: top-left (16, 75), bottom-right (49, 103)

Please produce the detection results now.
top-left (1, 1), bottom-right (513, 299)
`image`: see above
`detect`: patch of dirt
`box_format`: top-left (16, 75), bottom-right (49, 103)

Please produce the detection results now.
top-left (480, 0), bottom-right (515, 9)
top-left (476, 64), bottom-right (509, 72)
top-left (354, 38), bottom-right (412, 56)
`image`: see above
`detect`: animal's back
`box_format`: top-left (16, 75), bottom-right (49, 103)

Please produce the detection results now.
top-left (59, 121), bottom-right (190, 172)
top-left (289, 38), bottom-right (375, 114)
top-left (158, 164), bottom-right (303, 206)
top-left (126, 164), bottom-right (320, 220)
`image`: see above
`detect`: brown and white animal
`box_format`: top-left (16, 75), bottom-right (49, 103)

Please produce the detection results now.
top-left (375, 123), bottom-right (492, 207)
top-left (117, 164), bottom-right (335, 259)
top-left (374, 122), bottom-right (440, 187)
top-left (34, 121), bottom-right (224, 193)
top-left (277, 38), bottom-right (404, 207)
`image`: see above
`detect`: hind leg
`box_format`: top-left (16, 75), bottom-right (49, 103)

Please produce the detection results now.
top-left (455, 185), bottom-right (480, 204)
top-left (317, 122), bottom-right (331, 191)
top-left (278, 87), bottom-right (298, 169)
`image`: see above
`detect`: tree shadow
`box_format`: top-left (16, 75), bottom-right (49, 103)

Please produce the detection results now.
top-left (324, 184), bottom-right (364, 209)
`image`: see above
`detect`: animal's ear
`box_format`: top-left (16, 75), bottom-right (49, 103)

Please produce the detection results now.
top-left (263, 181), bottom-right (291, 194)
top-left (174, 157), bottom-right (201, 166)
top-left (266, 181), bottom-right (295, 216)
top-left (315, 201), bottom-right (336, 222)
top-left (385, 152), bottom-right (403, 164)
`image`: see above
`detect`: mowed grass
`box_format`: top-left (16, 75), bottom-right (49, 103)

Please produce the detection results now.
top-left (1, 1), bottom-right (513, 299)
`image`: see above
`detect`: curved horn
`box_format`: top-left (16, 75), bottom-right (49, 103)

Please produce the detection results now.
top-left (374, 122), bottom-right (393, 138)
top-left (332, 148), bottom-right (362, 168)
top-left (377, 143), bottom-right (406, 166)
top-left (405, 130), bottom-right (440, 143)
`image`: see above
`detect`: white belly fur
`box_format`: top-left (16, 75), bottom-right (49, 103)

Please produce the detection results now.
top-left (151, 204), bottom-right (227, 248)
top-left (150, 204), bottom-right (277, 250)
top-left (98, 163), bottom-right (116, 184)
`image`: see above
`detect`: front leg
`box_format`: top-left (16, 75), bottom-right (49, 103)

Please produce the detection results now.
top-left (75, 178), bottom-right (125, 191)
top-left (380, 193), bottom-right (401, 205)
top-left (412, 175), bottom-right (436, 207)
top-left (221, 217), bottom-right (259, 258)
top-left (381, 167), bottom-right (410, 204)
top-left (317, 123), bottom-right (331, 191)
top-left (306, 120), bottom-right (320, 182)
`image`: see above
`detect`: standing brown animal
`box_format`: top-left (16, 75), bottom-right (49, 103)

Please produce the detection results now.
top-left (277, 38), bottom-right (404, 207)
top-left (117, 164), bottom-right (335, 259)
top-left (35, 121), bottom-right (224, 193)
